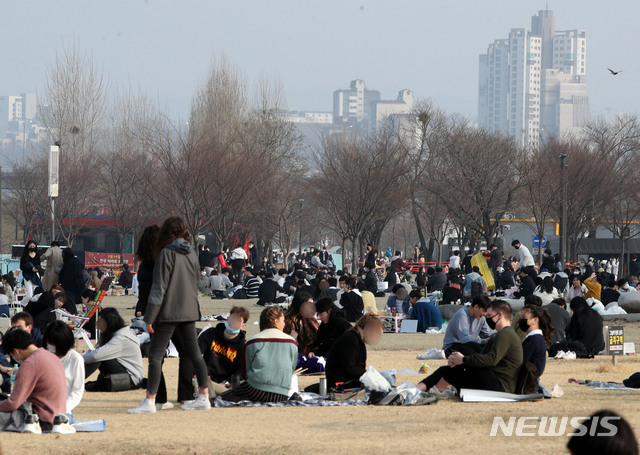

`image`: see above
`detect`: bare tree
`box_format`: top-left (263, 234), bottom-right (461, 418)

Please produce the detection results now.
top-left (39, 42), bottom-right (108, 246)
top-left (97, 90), bottom-right (157, 260)
top-left (516, 138), bottom-right (564, 265)
top-left (430, 122), bottom-right (522, 247)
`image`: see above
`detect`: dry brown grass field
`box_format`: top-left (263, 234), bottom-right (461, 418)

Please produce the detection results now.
top-left (2, 295), bottom-right (640, 455)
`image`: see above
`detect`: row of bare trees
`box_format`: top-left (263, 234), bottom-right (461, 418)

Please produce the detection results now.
top-left (6, 44), bottom-right (640, 273)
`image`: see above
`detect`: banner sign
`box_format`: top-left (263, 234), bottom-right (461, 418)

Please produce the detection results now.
top-left (85, 252), bottom-right (134, 268)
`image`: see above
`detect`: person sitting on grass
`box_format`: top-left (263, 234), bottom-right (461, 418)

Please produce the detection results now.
top-left (325, 314), bottom-right (384, 390)
top-left (219, 306), bottom-right (297, 403)
top-left (83, 307), bottom-right (144, 391)
top-left (441, 274), bottom-right (463, 305)
top-left (313, 297), bottom-right (352, 358)
top-left (9, 312), bottom-right (43, 347)
top-left (418, 300), bottom-right (522, 399)
top-left (385, 284), bottom-right (409, 315)
top-left (340, 277), bottom-right (364, 322)
top-left (441, 295), bottom-right (492, 357)
top-left (519, 305), bottom-right (553, 379)
top-left (24, 288), bottom-right (56, 333)
top-left (43, 320), bottom-right (85, 418)
top-left (0, 328), bottom-right (69, 433)
top-left (284, 292), bottom-right (324, 373)
top-left (408, 290), bottom-right (442, 332)
top-left (209, 269), bottom-right (233, 299)
top-left (196, 306), bottom-right (249, 397)
top-left (549, 296), bottom-right (604, 358)
top-left (1, 312), bottom-right (45, 391)
top-left (513, 294), bottom-right (543, 342)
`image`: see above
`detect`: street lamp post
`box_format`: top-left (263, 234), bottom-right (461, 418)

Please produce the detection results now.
top-left (49, 145), bottom-right (60, 242)
top-left (559, 150), bottom-right (568, 265)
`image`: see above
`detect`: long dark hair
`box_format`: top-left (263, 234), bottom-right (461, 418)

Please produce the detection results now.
top-left (154, 217), bottom-right (191, 259)
top-left (21, 240), bottom-right (37, 260)
top-left (541, 276), bottom-right (554, 294)
top-left (62, 247), bottom-right (75, 264)
top-left (523, 305), bottom-right (554, 347)
top-left (286, 291), bottom-right (313, 319)
top-left (136, 225), bottom-right (160, 267)
top-left (98, 307), bottom-right (127, 345)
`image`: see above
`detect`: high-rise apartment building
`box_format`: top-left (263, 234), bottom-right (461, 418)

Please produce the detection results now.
top-left (478, 9), bottom-right (589, 147)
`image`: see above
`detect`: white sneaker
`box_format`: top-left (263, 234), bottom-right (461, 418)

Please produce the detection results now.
top-left (127, 398), bottom-right (157, 414)
top-left (417, 348), bottom-right (446, 360)
top-left (23, 414), bottom-right (42, 434)
top-left (179, 395), bottom-right (211, 411)
top-left (553, 350), bottom-right (566, 359)
top-left (563, 351), bottom-right (577, 360)
top-left (156, 402), bottom-right (174, 410)
top-left (52, 414), bottom-right (76, 434)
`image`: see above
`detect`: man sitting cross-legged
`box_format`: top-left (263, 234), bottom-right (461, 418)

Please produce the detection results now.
top-left (442, 295), bottom-right (493, 357)
top-left (417, 300), bottom-right (523, 399)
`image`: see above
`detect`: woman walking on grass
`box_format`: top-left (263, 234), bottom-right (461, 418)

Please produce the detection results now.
top-left (127, 217), bottom-right (210, 414)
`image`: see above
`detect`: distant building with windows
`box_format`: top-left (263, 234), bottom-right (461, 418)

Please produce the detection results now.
top-left (333, 79), bottom-right (413, 134)
top-left (478, 9), bottom-right (589, 147)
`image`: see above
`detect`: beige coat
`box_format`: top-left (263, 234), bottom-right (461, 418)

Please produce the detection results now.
top-left (41, 246), bottom-right (64, 291)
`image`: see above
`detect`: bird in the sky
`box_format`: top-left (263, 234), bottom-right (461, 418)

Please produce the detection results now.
top-left (608, 68), bottom-right (622, 75)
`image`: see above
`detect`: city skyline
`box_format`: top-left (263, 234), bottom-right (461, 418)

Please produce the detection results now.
top-left (0, 1), bottom-right (638, 123)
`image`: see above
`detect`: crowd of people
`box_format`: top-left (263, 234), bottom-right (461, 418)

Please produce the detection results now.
top-left (2, 226), bottom-right (640, 453)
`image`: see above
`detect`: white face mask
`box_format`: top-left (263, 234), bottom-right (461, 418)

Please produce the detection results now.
top-left (46, 343), bottom-right (57, 354)
top-left (624, 284), bottom-right (630, 290)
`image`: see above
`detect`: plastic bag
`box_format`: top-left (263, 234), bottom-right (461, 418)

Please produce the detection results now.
top-left (359, 366), bottom-right (392, 392)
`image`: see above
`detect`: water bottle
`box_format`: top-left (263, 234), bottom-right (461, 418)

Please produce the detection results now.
top-left (9, 364), bottom-right (18, 393)
top-left (72, 419), bottom-right (106, 432)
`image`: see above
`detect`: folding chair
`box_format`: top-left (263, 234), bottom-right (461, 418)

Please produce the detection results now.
top-left (53, 290), bottom-right (107, 350)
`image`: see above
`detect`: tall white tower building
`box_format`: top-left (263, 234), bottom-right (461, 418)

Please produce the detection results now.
top-left (478, 9), bottom-right (589, 147)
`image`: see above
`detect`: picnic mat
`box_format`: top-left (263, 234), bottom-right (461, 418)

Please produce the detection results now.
top-left (214, 394), bottom-right (367, 408)
top-left (568, 378), bottom-right (640, 390)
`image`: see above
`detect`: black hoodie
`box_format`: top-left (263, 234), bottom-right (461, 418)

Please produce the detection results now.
top-left (197, 323), bottom-right (247, 383)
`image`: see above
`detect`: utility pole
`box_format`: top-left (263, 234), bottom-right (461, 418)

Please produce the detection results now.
top-left (559, 150), bottom-right (568, 264)
top-left (49, 145), bottom-right (60, 242)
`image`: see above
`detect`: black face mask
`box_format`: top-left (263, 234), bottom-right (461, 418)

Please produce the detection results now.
top-left (518, 318), bottom-right (530, 332)
top-left (28, 247), bottom-right (36, 252)
top-left (486, 314), bottom-right (499, 330)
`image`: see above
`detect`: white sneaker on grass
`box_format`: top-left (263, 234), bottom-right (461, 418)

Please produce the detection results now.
top-left (179, 395), bottom-right (211, 411)
top-left (22, 414), bottom-right (42, 434)
top-left (127, 398), bottom-right (156, 414)
top-left (553, 350), bottom-right (566, 359)
top-left (562, 351), bottom-right (577, 360)
top-left (156, 402), bottom-right (174, 411)
top-left (417, 348), bottom-right (446, 360)
top-left (52, 414), bottom-right (76, 434)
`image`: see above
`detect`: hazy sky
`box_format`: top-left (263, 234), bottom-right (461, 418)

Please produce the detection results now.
top-left (2, 0), bottom-right (638, 120)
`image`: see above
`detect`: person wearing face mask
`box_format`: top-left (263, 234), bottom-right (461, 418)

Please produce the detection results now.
top-left (43, 321), bottom-right (85, 418)
top-left (218, 306), bottom-right (297, 403)
top-left (0, 328), bottom-right (68, 433)
top-left (325, 314), bottom-right (384, 390)
top-left (417, 300), bottom-right (523, 398)
top-left (20, 241), bottom-right (42, 301)
top-left (193, 306), bottom-right (249, 397)
top-left (519, 305), bottom-right (553, 380)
